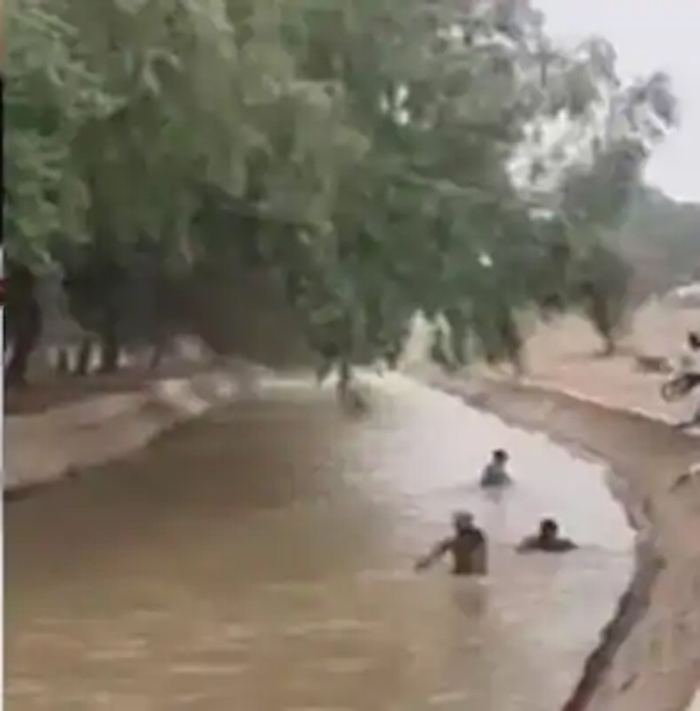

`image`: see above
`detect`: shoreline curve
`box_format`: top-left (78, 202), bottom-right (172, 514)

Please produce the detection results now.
top-left (427, 371), bottom-right (699, 711)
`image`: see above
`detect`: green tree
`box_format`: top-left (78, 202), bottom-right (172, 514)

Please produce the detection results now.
top-left (573, 243), bottom-right (633, 354)
top-left (3, 0), bottom-right (678, 387)
top-left (606, 186), bottom-right (700, 300)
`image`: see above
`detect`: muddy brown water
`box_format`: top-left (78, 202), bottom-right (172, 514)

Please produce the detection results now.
top-left (5, 374), bottom-right (634, 710)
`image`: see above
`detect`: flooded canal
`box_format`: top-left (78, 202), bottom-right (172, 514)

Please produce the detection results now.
top-left (5, 374), bottom-right (634, 710)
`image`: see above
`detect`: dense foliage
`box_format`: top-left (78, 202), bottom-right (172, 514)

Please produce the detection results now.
top-left (605, 186), bottom-right (700, 300)
top-left (4, 0), bottom-right (678, 382)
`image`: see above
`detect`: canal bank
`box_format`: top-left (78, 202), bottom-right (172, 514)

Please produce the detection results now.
top-left (3, 366), bottom-right (264, 496)
top-left (429, 371), bottom-right (700, 711)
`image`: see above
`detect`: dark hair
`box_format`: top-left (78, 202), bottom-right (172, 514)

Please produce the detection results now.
top-left (689, 332), bottom-right (700, 350)
top-left (540, 518), bottom-right (558, 535)
top-left (453, 511), bottom-right (474, 531)
top-left (493, 449), bottom-right (508, 460)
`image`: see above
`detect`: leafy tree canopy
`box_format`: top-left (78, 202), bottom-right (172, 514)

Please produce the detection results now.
top-left (604, 185), bottom-right (700, 300)
top-left (4, 0), bottom-right (678, 374)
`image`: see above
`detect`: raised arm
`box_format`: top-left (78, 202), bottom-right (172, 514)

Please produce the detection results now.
top-left (414, 538), bottom-right (451, 572)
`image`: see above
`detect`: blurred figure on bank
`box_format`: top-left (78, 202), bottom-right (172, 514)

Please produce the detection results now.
top-left (479, 449), bottom-right (513, 489)
top-left (676, 331), bottom-right (700, 429)
top-left (415, 511), bottom-right (488, 576)
top-left (679, 331), bottom-right (700, 372)
top-left (517, 518), bottom-right (577, 553)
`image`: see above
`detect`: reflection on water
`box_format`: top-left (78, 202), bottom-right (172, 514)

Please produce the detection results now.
top-left (5, 374), bottom-right (634, 710)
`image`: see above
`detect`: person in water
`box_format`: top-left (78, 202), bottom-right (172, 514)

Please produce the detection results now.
top-left (517, 518), bottom-right (577, 553)
top-left (480, 448), bottom-right (513, 488)
top-left (415, 511), bottom-right (488, 576)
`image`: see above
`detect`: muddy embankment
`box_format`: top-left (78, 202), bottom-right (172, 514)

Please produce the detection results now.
top-left (3, 367), bottom-right (264, 497)
top-left (431, 373), bottom-right (700, 711)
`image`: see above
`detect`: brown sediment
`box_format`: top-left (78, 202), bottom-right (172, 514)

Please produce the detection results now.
top-left (429, 373), bottom-right (700, 711)
top-left (3, 368), bottom-right (256, 495)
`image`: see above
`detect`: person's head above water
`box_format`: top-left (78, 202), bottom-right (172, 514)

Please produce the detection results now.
top-left (453, 510), bottom-right (475, 533)
top-left (492, 448), bottom-right (508, 464)
top-left (539, 518), bottom-right (559, 539)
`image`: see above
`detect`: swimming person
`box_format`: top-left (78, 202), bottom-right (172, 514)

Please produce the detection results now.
top-left (479, 449), bottom-right (513, 488)
top-left (415, 511), bottom-right (488, 576)
top-left (517, 518), bottom-right (577, 553)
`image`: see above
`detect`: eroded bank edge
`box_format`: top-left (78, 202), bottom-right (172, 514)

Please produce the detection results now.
top-left (426, 373), bottom-right (693, 711)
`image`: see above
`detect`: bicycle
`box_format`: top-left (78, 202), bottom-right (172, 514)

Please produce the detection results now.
top-left (659, 372), bottom-right (700, 402)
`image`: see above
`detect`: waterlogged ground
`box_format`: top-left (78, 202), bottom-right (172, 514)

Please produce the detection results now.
top-left (5, 374), bottom-right (634, 710)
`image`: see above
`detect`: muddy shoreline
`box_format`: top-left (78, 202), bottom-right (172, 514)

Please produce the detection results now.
top-left (3, 369), bottom-right (255, 496)
top-left (430, 373), bottom-right (699, 711)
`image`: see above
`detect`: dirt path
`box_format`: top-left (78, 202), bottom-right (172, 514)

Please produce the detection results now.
top-left (522, 307), bottom-right (700, 426)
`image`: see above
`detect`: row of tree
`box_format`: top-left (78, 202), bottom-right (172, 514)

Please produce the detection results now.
top-left (4, 0), bottom-right (678, 386)
top-left (605, 185), bottom-right (700, 301)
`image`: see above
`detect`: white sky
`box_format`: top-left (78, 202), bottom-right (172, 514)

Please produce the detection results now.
top-left (535, 0), bottom-right (700, 203)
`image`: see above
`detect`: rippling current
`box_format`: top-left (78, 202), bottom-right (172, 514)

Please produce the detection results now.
top-left (5, 374), bottom-right (634, 710)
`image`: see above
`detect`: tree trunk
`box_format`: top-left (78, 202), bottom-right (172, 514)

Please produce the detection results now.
top-left (5, 264), bottom-right (42, 388)
top-left (74, 338), bottom-right (94, 376)
top-left (337, 359), bottom-right (352, 401)
top-left (98, 325), bottom-right (121, 373)
top-left (56, 348), bottom-right (71, 373)
top-left (587, 296), bottom-right (618, 357)
top-left (336, 358), bottom-right (368, 415)
top-left (601, 334), bottom-right (616, 357)
top-left (5, 300), bottom-right (41, 387)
